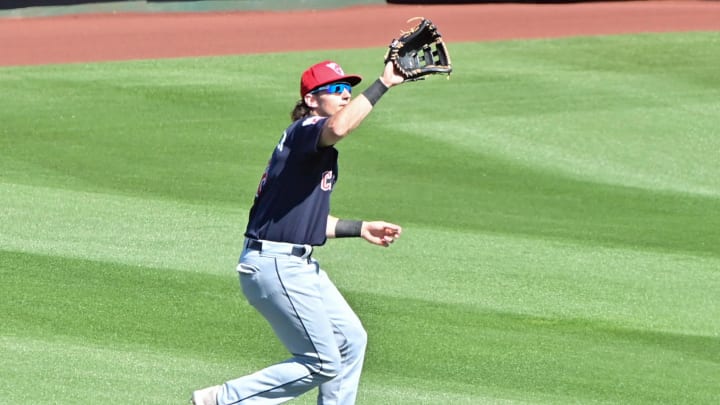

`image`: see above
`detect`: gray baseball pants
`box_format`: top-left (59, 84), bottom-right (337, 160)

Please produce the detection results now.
top-left (217, 239), bottom-right (367, 404)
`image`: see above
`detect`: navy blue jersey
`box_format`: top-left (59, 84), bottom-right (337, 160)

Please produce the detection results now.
top-left (245, 116), bottom-right (338, 246)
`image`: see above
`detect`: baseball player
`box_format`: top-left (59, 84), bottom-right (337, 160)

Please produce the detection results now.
top-left (191, 60), bottom-right (405, 404)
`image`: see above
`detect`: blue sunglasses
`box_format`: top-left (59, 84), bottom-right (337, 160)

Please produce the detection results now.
top-left (311, 82), bottom-right (352, 95)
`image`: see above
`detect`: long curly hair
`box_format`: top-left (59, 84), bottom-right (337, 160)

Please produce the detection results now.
top-left (290, 99), bottom-right (312, 122)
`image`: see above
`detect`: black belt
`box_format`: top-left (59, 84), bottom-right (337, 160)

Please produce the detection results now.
top-left (247, 239), bottom-right (310, 258)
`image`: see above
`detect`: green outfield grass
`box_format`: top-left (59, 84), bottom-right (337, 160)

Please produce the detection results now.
top-left (1, 32), bottom-right (719, 404)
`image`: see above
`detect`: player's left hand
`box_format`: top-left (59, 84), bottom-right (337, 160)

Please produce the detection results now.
top-left (361, 221), bottom-right (402, 247)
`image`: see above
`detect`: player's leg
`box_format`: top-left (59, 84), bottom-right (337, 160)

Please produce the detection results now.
top-left (314, 268), bottom-right (368, 405)
top-left (218, 253), bottom-right (341, 404)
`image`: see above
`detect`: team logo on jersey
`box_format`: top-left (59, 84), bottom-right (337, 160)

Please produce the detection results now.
top-left (320, 171), bottom-right (334, 191)
top-left (326, 62), bottom-right (345, 76)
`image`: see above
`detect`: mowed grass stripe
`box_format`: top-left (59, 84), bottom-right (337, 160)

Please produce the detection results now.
top-left (325, 227), bottom-right (720, 336)
top-left (0, 335), bottom-right (242, 405)
top-left (332, 125), bottom-right (720, 257)
top-left (3, 180), bottom-right (718, 336)
top-left (2, 250), bottom-right (718, 404)
top-left (0, 181), bottom-right (244, 274)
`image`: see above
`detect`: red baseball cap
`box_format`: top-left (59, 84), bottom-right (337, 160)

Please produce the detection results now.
top-left (300, 60), bottom-right (362, 97)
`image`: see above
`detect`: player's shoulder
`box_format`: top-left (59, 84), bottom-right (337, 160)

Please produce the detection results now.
top-left (286, 115), bottom-right (327, 136)
top-left (285, 115), bottom-right (325, 130)
top-left (300, 115), bottom-right (326, 127)
top-left (281, 115), bottom-right (327, 150)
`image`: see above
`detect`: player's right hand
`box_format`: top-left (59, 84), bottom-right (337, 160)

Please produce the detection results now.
top-left (361, 220), bottom-right (402, 247)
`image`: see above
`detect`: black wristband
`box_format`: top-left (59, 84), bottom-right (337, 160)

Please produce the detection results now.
top-left (335, 219), bottom-right (363, 238)
top-left (362, 79), bottom-right (389, 106)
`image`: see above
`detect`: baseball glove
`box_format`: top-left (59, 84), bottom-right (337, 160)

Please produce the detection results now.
top-left (385, 17), bottom-right (452, 81)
